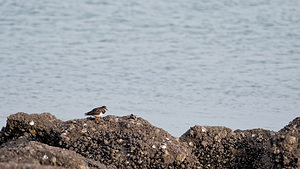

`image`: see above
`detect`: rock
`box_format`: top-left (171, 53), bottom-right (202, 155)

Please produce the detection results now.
top-left (0, 137), bottom-right (110, 169)
top-left (180, 126), bottom-right (236, 168)
top-left (1, 112), bottom-right (63, 146)
top-left (261, 117), bottom-right (300, 168)
top-left (57, 115), bottom-right (199, 168)
top-left (233, 128), bottom-right (275, 168)
top-left (0, 112), bottom-right (198, 168)
top-left (180, 121), bottom-right (300, 169)
top-left (0, 112), bottom-right (299, 168)
top-left (0, 162), bottom-right (64, 169)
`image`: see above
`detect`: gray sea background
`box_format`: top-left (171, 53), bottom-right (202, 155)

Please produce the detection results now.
top-left (0, 0), bottom-right (299, 136)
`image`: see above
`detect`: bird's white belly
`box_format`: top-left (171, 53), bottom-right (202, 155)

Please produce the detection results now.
top-left (95, 112), bottom-right (104, 117)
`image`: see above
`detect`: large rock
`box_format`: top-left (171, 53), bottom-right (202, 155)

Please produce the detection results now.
top-left (233, 129), bottom-right (275, 168)
top-left (58, 114), bottom-right (199, 168)
top-left (0, 137), bottom-right (110, 169)
top-left (1, 112), bottom-right (63, 146)
top-left (180, 126), bottom-right (236, 168)
top-left (1, 113), bottom-right (199, 168)
top-left (179, 120), bottom-right (299, 169)
top-left (264, 117), bottom-right (300, 168)
top-left (0, 112), bottom-right (299, 168)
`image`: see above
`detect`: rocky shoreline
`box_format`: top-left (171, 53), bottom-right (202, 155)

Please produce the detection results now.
top-left (0, 112), bottom-right (299, 169)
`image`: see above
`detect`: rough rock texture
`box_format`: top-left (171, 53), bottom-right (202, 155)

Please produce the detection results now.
top-left (0, 112), bottom-right (299, 169)
top-left (58, 115), bottom-right (199, 168)
top-left (0, 113), bottom-right (199, 168)
top-left (266, 117), bottom-right (300, 168)
top-left (180, 126), bottom-right (236, 168)
top-left (233, 129), bottom-right (275, 168)
top-left (1, 112), bottom-right (63, 146)
top-left (0, 137), bottom-right (108, 169)
top-left (0, 163), bottom-right (63, 169)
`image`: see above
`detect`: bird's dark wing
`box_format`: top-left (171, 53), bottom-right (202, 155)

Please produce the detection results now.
top-left (85, 109), bottom-right (96, 115)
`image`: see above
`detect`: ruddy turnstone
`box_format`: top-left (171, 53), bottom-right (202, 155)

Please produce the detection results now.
top-left (85, 106), bottom-right (107, 123)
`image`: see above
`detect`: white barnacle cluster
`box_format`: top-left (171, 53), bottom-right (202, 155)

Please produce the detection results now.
top-left (42, 154), bottom-right (48, 160)
top-left (29, 120), bottom-right (34, 126)
top-left (161, 144), bottom-right (167, 149)
top-left (152, 137), bottom-right (171, 150)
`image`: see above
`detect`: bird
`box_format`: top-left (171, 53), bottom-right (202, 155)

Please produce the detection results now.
top-left (85, 106), bottom-right (107, 123)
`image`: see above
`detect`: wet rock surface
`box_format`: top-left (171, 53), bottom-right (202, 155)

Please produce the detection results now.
top-left (0, 112), bottom-right (299, 168)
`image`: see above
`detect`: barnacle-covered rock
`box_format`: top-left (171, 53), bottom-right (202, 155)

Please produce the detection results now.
top-left (0, 112), bottom-right (299, 168)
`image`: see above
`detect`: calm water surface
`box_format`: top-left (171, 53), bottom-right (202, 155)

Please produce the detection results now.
top-left (0, 0), bottom-right (299, 136)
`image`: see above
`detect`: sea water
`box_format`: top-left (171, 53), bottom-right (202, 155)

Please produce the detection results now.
top-left (0, 0), bottom-right (299, 136)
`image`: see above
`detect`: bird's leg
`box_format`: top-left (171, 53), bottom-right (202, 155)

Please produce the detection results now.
top-left (98, 117), bottom-right (102, 122)
top-left (95, 117), bottom-right (98, 123)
